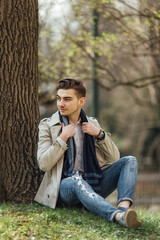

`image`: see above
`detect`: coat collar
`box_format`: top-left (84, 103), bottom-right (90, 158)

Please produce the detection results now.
top-left (49, 111), bottom-right (61, 127)
top-left (48, 110), bottom-right (90, 127)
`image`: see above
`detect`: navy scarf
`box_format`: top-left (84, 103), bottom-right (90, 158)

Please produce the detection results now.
top-left (59, 109), bottom-right (102, 192)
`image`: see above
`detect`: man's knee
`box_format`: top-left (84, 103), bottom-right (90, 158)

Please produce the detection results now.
top-left (121, 155), bottom-right (137, 163)
top-left (127, 156), bottom-right (137, 165)
top-left (120, 156), bottom-right (138, 169)
top-left (60, 175), bottom-right (82, 190)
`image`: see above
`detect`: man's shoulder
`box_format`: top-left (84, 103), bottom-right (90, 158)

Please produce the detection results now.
top-left (40, 111), bottom-right (60, 126)
top-left (87, 116), bottom-right (100, 127)
top-left (87, 116), bottom-right (98, 123)
top-left (40, 117), bottom-right (51, 123)
top-left (39, 117), bottom-right (52, 132)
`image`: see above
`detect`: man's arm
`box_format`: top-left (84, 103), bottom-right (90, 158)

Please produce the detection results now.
top-left (95, 132), bottom-right (120, 163)
top-left (37, 121), bottom-right (76, 172)
top-left (37, 121), bottom-right (68, 172)
top-left (86, 117), bottom-right (120, 163)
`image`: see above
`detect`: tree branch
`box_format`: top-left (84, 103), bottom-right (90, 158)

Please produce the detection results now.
top-left (98, 75), bottom-right (160, 90)
top-left (66, 35), bottom-right (119, 82)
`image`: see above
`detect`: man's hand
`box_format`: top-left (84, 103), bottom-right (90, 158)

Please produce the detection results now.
top-left (82, 122), bottom-right (100, 136)
top-left (60, 123), bottom-right (75, 142)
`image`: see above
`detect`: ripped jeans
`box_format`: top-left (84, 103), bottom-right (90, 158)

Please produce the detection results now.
top-left (58, 156), bottom-right (138, 222)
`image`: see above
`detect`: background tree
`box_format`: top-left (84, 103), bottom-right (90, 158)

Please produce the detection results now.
top-left (0, 0), bottom-right (43, 202)
top-left (104, 0), bottom-right (160, 169)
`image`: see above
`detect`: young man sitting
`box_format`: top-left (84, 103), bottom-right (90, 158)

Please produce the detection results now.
top-left (35, 77), bottom-right (141, 228)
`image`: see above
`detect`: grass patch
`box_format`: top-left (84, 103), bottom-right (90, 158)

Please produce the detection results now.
top-left (0, 203), bottom-right (160, 239)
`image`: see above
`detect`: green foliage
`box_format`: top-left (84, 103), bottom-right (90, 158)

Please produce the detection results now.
top-left (0, 203), bottom-right (160, 240)
top-left (38, 0), bottom-right (160, 89)
top-left (153, 10), bottom-right (160, 19)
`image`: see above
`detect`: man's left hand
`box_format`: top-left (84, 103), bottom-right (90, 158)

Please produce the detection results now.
top-left (82, 122), bottom-right (100, 136)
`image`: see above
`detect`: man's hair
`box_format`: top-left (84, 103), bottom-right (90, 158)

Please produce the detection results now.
top-left (56, 77), bottom-right (86, 98)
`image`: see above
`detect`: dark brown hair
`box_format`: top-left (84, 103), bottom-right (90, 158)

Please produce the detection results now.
top-left (56, 77), bottom-right (86, 98)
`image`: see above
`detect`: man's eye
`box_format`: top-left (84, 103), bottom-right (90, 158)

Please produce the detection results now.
top-left (66, 99), bottom-right (70, 101)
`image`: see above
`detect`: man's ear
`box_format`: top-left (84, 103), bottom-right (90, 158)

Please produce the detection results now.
top-left (80, 97), bottom-right (86, 107)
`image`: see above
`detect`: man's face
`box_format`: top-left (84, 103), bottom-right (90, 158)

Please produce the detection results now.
top-left (57, 88), bottom-right (86, 118)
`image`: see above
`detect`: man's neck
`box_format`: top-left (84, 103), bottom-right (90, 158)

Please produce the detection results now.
top-left (68, 112), bottom-right (81, 125)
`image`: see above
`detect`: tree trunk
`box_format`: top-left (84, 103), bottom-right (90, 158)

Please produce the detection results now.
top-left (0, 0), bottom-right (43, 202)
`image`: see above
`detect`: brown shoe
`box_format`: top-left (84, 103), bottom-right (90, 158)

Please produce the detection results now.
top-left (117, 209), bottom-right (142, 228)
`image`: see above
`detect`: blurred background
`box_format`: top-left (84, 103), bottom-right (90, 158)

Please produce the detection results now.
top-left (38, 0), bottom-right (160, 210)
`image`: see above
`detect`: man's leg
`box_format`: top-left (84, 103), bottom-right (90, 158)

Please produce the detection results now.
top-left (59, 157), bottom-right (141, 227)
top-left (59, 174), bottom-right (120, 222)
top-left (100, 156), bottom-right (138, 207)
top-left (99, 156), bottom-right (141, 227)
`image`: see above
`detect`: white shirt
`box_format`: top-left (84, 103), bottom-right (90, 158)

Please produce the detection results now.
top-left (72, 119), bottom-right (84, 173)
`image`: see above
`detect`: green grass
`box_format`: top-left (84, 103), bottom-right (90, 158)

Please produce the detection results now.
top-left (0, 203), bottom-right (160, 240)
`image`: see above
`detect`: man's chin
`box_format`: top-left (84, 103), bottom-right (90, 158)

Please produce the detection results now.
top-left (59, 111), bottom-right (68, 116)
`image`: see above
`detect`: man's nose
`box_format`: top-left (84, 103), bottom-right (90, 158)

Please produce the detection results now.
top-left (59, 100), bottom-right (65, 107)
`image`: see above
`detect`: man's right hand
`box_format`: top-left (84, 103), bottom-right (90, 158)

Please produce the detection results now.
top-left (59, 123), bottom-right (75, 142)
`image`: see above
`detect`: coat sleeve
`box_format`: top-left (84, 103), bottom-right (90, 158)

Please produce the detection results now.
top-left (89, 117), bottom-right (120, 163)
top-left (37, 121), bottom-right (68, 172)
top-left (95, 133), bottom-right (120, 163)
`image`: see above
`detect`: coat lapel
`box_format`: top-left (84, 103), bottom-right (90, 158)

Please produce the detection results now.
top-left (49, 111), bottom-right (61, 126)
top-left (49, 111), bottom-right (62, 142)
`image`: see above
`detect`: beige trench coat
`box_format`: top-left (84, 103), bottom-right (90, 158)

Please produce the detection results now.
top-left (34, 111), bottom-right (120, 209)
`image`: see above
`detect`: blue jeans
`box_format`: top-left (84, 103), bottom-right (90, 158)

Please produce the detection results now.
top-left (58, 156), bottom-right (138, 222)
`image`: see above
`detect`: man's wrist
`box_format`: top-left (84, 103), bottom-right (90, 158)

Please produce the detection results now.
top-left (56, 137), bottom-right (68, 149)
top-left (59, 133), bottom-right (68, 143)
top-left (96, 129), bottom-right (102, 138)
top-left (96, 129), bottom-right (105, 140)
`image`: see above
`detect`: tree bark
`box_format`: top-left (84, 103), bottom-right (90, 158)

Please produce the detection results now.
top-left (0, 0), bottom-right (43, 202)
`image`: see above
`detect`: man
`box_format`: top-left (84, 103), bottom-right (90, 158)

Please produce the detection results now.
top-left (35, 77), bottom-right (141, 228)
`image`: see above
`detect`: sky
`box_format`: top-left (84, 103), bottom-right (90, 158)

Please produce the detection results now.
top-left (38, 0), bottom-right (139, 28)
top-left (38, 0), bottom-right (71, 29)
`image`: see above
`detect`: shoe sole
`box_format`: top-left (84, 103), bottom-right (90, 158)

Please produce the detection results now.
top-left (125, 209), bottom-right (142, 228)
